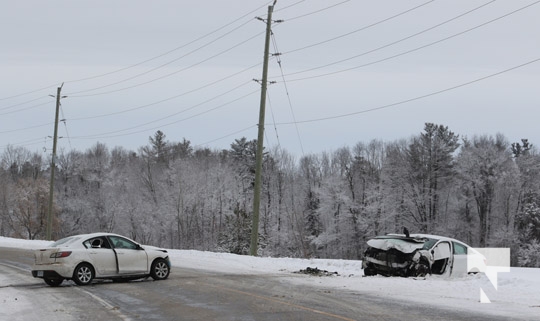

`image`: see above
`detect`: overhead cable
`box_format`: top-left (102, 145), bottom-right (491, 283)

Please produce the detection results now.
top-left (68, 30), bottom-right (266, 98)
top-left (283, 0), bottom-right (437, 55)
top-left (272, 57), bottom-right (540, 125)
top-left (70, 89), bottom-right (260, 140)
top-left (70, 62), bottom-right (263, 121)
top-left (72, 81), bottom-right (253, 137)
top-left (282, 0), bottom-right (352, 22)
top-left (66, 19), bottom-right (257, 96)
top-left (282, 0), bottom-right (540, 82)
top-left (270, 32), bottom-right (305, 156)
top-left (0, 1), bottom-right (272, 101)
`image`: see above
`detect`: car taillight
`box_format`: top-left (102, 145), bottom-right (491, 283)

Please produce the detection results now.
top-left (50, 251), bottom-right (72, 258)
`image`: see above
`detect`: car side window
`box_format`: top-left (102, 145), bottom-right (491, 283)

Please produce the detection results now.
top-left (453, 242), bottom-right (468, 255)
top-left (84, 237), bottom-right (112, 249)
top-left (109, 236), bottom-right (138, 250)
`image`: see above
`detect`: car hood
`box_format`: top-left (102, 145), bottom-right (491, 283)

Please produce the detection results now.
top-left (367, 238), bottom-right (426, 254)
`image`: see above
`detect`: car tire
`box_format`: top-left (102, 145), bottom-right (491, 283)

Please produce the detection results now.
top-left (150, 258), bottom-right (170, 280)
top-left (363, 267), bottom-right (377, 276)
top-left (414, 262), bottom-right (430, 277)
top-left (44, 277), bottom-right (63, 287)
top-left (73, 263), bottom-right (94, 285)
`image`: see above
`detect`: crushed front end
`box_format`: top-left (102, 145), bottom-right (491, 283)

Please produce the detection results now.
top-left (362, 236), bottom-right (432, 277)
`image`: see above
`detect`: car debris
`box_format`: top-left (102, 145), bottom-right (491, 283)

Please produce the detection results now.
top-left (295, 267), bottom-right (339, 276)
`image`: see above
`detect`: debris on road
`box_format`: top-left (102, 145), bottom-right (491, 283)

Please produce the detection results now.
top-left (295, 267), bottom-right (339, 276)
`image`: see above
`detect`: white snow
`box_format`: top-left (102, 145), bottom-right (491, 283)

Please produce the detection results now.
top-left (1, 236), bottom-right (539, 319)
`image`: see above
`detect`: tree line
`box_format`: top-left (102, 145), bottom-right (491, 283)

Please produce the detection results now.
top-left (1, 124), bottom-right (539, 267)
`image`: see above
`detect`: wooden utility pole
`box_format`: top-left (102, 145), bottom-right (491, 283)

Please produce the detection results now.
top-left (46, 83), bottom-right (63, 241)
top-left (250, 2), bottom-right (276, 256)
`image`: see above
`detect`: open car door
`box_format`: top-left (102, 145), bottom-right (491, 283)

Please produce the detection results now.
top-left (431, 241), bottom-right (452, 275)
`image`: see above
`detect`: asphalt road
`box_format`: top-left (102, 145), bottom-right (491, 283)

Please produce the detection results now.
top-left (0, 247), bottom-right (521, 321)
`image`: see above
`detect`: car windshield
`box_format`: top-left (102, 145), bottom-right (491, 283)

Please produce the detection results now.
top-left (421, 238), bottom-right (438, 250)
top-left (50, 236), bottom-right (80, 247)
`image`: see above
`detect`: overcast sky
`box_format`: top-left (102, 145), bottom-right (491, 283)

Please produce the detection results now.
top-left (1, 0), bottom-right (539, 158)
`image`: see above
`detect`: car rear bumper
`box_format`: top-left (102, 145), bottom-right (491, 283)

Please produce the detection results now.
top-left (32, 270), bottom-right (64, 279)
top-left (31, 264), bottom-right (73, 279)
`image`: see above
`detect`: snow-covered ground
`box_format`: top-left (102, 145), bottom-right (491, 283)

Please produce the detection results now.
top-left (1, 236), bottom-right (539, 320)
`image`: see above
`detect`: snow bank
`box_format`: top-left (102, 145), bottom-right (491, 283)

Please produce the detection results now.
top-left (0, 236), bottom-right (52, 249)
top-left (1, 236), bottom-right (539, 320)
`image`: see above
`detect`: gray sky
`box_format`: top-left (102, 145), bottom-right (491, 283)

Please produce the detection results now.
top-left (1, 0), bottom-right (539, 157)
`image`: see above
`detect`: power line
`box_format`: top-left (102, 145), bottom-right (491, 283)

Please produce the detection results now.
top-left (65, 2), bottom-right (272, 85)
top-left (274, 0), bottom-right (306, 13)
top-left (70, 62), bottom-right (263, 121)
top-left (272, 57), bottom-right (540, 125)
top-left (0, 96), bottom-right (48, 111)
top-left (265, 89), bottom-right (282, 152)
top-left (270, 32), bottom-right (305, 156)
top-left (5, 57), bottom-right (538, 151)
top-left (0, 61), bottom-right (264, 137)
top-left (66, 19), bottom-right (257, 96)
top-left (59, 105), bottom-right (73, 150)
top-left (0, 1), bottom-right (273, 101)
top-left (281, 0), bottom-right (352, 22)
top-left (0, 100), bottom-right (50, 116)
top-left (67, 30), bottom-right (266, 98)
top-left (282, 0), bottom-right (437, 55)
top-left (72, 81), bottom-right (254, 138)
top-left (70, 89), bottom-right (260, 140)
top-left (281, 0), bottom-right (540, 82)
top-left (0, 137), bottom-right (49, 150)
top-left (280, 0), bottom-right (495, 73)
top-left (0, 121), bottom-right (52, 135)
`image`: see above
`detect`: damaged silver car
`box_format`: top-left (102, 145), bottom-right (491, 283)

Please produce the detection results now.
top-left (362, 233), bottom-right (486, 277)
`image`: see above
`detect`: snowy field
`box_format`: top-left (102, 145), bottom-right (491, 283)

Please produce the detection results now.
top-left (1, 236), bottom-right (539, 320)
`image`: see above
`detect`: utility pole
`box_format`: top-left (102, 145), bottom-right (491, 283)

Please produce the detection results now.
top-left (250, 2), bottom-right (276, 256)
top-left (46, 83), bottom-right (64, 241)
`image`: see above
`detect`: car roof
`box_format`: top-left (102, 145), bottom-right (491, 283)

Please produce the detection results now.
top-left (55, 232), bottom-right (129, 243)
top-left (382, 233), bottom-right (472, 247)
top-left (69, 232), bottom-right (123, 239)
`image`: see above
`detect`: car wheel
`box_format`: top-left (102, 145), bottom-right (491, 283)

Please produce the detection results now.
top-left (414, 262), bottom-right (430, 277)
top-left (73, 263), bottom-right (94, 285)
top-left (150, 258), bottom-right (170, 280)
top-left (363, 267), bottom-right (377, 276)
top-left (44, 277), bottom-right (63, 287)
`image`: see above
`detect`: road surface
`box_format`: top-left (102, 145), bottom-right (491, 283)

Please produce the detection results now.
top-left (0, 247), bottom-right (517, 321)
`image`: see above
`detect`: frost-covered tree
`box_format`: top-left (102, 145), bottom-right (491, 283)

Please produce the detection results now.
top-left (351, 140), bottom-right (386, 238)
top-left (456, 134), bottom-right (515, 246)
top-left (149, 130), bottom-right (168, 164)
top-left (8, 177), bottom-right (50, 239)
top-left (170, 138), bottom-right (193, 160)
top-left (391, 123), bottom-right (459, 233)
top-left (1, 145), bottom-right (32, 174)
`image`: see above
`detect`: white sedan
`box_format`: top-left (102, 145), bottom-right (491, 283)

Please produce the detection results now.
top-left (362, 233), bottom-right (487, 277)
top-left (31, 233), bottom-right (171, 286)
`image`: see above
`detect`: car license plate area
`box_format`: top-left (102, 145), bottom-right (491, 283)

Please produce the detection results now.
top-left (37, 271), bottom-right (43, 277)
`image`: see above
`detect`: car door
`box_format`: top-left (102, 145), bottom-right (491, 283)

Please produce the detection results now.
top-left (431, 241), bottom-right (452, 274)
top-left (108, 236), bottom-right (148, 274)
top-left (85, 237), bottom-right (117, 276)
top-left (451, 241), bottom-right (469, 275)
